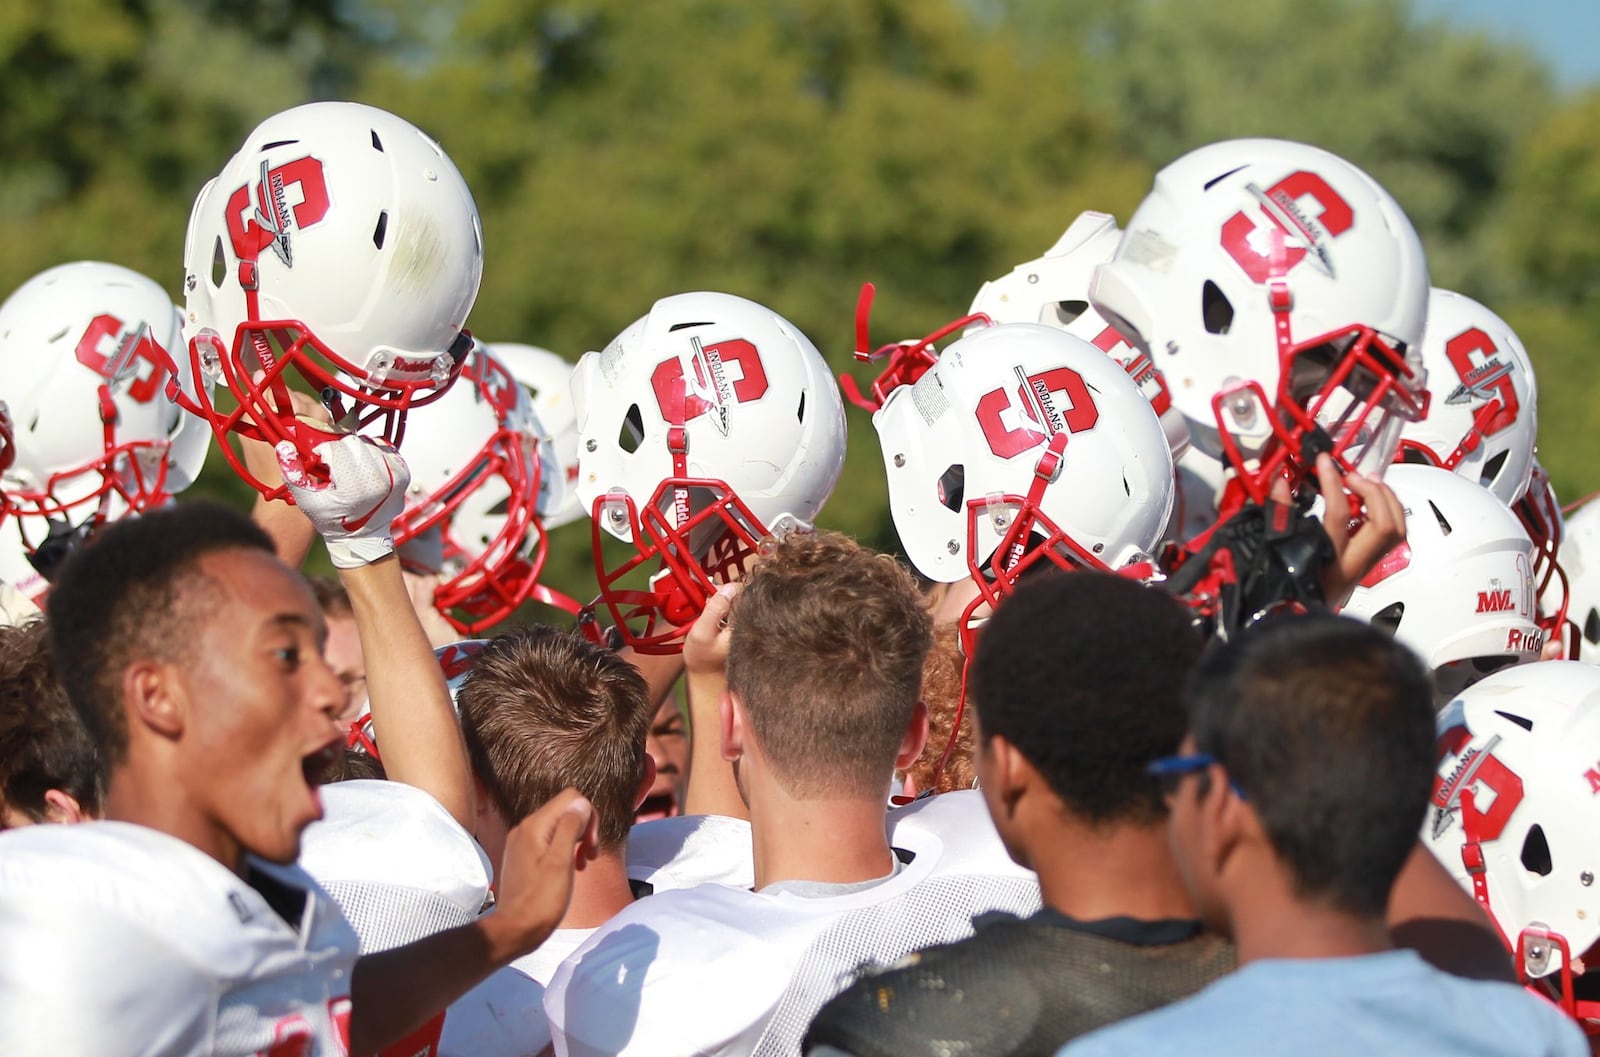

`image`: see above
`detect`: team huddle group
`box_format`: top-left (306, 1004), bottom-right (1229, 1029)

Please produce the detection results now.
top-left (0, 97), bottom-right (1596, 1056)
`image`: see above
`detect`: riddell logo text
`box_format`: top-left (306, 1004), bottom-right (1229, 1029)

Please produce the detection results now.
top-left (1476, 589), bottom-right (1514, 613)
top-left (1506, 628), bottom-right (1544, 653)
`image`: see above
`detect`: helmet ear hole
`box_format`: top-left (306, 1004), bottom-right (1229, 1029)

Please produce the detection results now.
top-left (797, 390), bottom-right (806, 423)
top-left (1053, 300), bottom-right (1090, 326)
top-left (1371, 601), bottom-right (1404, 634)
top-left (1585, 607), bottom-right (1600, 648)
top-left (1201, 281), bottom-right (1234, 335)
top-left (1480, 450), bottom-right (1509, 492)
top-left (1521, 823), bottom-right (1553, 877)
top-left (936, 465), bottom-right (965, 514)
top-left (618, 404), bottom-right (645, 455)
top-left (211, 238), bottom-right (227, 290)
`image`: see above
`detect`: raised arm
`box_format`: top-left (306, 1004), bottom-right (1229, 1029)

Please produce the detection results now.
top-left (277, 432), bottom-right (474, 829)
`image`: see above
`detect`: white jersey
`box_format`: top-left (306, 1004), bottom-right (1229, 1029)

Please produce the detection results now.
top-left (626, 813), bottom-right (756, 892)
top-left (439, 927), bottom-right (594, 1057)
top-left (546, 792), bottom-right (1039, 1057)
top-left (0, 821), bottom-right (358, 1057)
top-left (299, 779), bottom-right (492, 953)
top-left (623, 790), bottom-right (1025, 896)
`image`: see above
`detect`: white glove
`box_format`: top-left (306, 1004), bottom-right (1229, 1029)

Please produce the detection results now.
top-left (275, 433), bottom-right (411, 569)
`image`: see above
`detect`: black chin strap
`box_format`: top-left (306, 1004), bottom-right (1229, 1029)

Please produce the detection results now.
top-left (27, 517), bottom-right (95, 583)
top-left (1162, 493), bottom-right (1336, 640)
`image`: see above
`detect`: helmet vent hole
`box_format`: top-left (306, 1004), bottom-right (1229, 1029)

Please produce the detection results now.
top-left (937, 465), bottom-right (965, 513)
top-left (1371, 602), bottom-right (1404, 634)
top-left (45, 327), bottom-right (69, 344)
top-left (668, 322), bottom-right (711, 332)
top-left (488, 497), bottom-right (510, 516)
top-left (373, 211), bottom-right (389, 250)
top-left (1400, 446), bottom-right (1431, 466)
top-left (1585, 607), bottom-right (1600, 647)
top-left (619, 404), bottom-right (645, 454)
top-left (1122, 473), bottom-right (1132, 497)
top-left (1521, 824), bottom-right (1553, 877)
top-left (1202, 281), bottom-right (1234, 335)
top-left (1054, 300), bottom-right (1090, 325)
top-left (1204, 165), bottom-right (1248, 191)
top-left (1493, 709), bottom-right (1535, 732)
top-left (1427, 500), bottom-right (1453, 536)
top-left (796, 390), bottom-right (806, 422)
top-left (1481, 450), bottom-right (1509, 490)
top-left (370, 129), bottom-right (384, 152)
top-left (260, 139), bottom-right (298, 150)
top-left (211, 237), bottom-right (227, 289)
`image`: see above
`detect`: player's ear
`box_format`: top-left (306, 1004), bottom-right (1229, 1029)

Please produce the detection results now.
top-left (125, 659), bottom-right (185, 741)
top-left (41, 789), bottom-right (88, 824)
top-left (894, 700), bottom-right (929, 772)
top-left (632, 755), bottom-right (658, 810)
top-left (720, 689), bottom-right (745, 763)
top-left (987, 733), bottom-right (1029, 809)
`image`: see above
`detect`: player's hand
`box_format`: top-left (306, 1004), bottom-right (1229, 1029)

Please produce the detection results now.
top-left (684, 582), bottom-right (738, 679)
top-left (276, 433), bottom-right (410, 569)
top-left (486, 789), bottom-right (595, 960)
top-left (1312, 454), bottom-right (1406, 609)
top-left (242, 390), bottom-right (335, 491)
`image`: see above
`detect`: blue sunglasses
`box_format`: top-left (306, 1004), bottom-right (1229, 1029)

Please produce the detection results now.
top-left (1147, 752), bottom-right (1248, 800)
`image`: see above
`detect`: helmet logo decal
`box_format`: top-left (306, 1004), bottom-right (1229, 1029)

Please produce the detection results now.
top-left (650, 337), bottom-right (768, 435)
top-left (1476, 585), bottom-right (1515, 614)
top-left (225, 156), bottom-right (330, 269)
top-left (1442, 327), bottom-right (1520, 435)
top-left (1586, 763), bottom-right (1600, 796)
top-left (1221, 170), bottom-right (1354, 284)
top-left (75, 314), bottom-right (171, 404)
top-left (975, 365), bottom-right (1098, 460)
top-left (1093, 323), bottom-right (1172, 416)
top-left (461, 348), bottom-right (521, 414)
top-left (1431, 728), bottom-right (1524, 840)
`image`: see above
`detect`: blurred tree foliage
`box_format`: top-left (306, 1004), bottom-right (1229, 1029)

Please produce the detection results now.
top-left (0, 0), bottom-right (1595, 604)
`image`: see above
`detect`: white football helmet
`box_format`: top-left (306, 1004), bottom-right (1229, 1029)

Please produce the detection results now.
top-left (1342, 465), bottom-right (1541, 705)
top-left (1424, 661), bottom-right (1600, 1034)
top-left (1562, 496), bottom-right (1600, 656)
top-left (390, 344), bottom-right (573, 634)
top-left (484, 342), bottom-right (583, 529)
top-left (0, 261), bottom-right (211, 598)
top-left (874, 322), bottom-right (1174, 646)
top-left (178, 101), bottom-right (483, 499)
top-left (970, 210), bottom-right (1190, 459)
top-left (573, 292), bottom-right (847, 653)
top-left (1090, 138), bottom-right (1430, 505)
top-left (1398, 289), bottom-right (1537, 505)
top-left (349, 639), bottom-right (488, 758)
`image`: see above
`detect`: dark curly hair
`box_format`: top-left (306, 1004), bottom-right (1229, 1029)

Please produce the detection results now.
top-left (971, 571), bottom-right (1202, 826)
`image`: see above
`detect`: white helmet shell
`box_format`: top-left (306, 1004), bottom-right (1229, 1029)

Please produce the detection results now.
top-left (573, 291), bottom-right (847, 546)
top-left (874, 322), bottom-right (1174, 584)
top-left (1343, 464), bottom-right (1541, 700)
top-left (971, 211), bottom-right (1189, 459)
top-left (1400, 288), bottom-right (1538, 504)
top-left (1424, 661), bottom-right (1600, 985)
top-left (1090, 137), bottom-right (1429, 471)
top-left (485, 342), bottom-right (582, 529)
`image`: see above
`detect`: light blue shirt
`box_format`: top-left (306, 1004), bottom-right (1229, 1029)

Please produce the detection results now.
top-left (1060, 949), bottom-right (1585, 1057)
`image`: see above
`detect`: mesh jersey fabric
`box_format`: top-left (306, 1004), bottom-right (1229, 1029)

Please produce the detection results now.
top-left (0, 821), bottom-right (358, 1057)
top-left (754, 874), bottom-right (1044, 1057)
top-left (802, 911), bottom-right (1235, 1057)
top-left (298, 779), bottom-right (492, 954)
